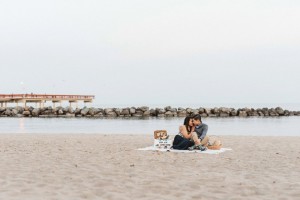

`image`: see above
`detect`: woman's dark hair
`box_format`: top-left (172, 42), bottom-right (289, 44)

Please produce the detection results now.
top-left (183, 116), bottom-right (192, 133)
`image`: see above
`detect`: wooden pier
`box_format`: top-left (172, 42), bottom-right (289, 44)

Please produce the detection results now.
top-left (0, 94), bottom-right (95, 108)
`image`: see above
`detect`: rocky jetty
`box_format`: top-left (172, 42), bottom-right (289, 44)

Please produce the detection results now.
top-left (0, 106), bottom-right (299, 118)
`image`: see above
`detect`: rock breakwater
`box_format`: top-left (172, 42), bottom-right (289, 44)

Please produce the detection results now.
top-left (0, 106), bottom-right (299, 118)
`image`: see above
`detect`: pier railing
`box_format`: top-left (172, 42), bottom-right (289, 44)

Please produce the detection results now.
top-left (0, 94), bottom-right (95, 101)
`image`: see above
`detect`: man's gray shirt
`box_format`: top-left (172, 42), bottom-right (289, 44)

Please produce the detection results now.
top-left (195, 123), bottom-right (208, 140)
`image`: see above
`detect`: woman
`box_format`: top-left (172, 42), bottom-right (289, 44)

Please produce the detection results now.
top-left (176, 116), bottom-right (206, 151)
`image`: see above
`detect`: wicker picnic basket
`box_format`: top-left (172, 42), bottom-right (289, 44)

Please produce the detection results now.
top-left (154, 130), bottom-right (168, 140)
top-left (207, 139), bottom-right (222, 150)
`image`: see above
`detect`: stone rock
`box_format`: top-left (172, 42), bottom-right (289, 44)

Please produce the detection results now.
top-left (58, 110), bottom-right (64, 115)
top-left (219, 113), bottom-right (229, 117)
top-left (262, 108), bottom-right (269, 116)
top-left (150, 109), bottom-right (156, 116)
top-left (244, 108), bottom-right (251, 113)
top-left (204, 108), bottom-right (211, 114)
top-left (121, 109), bottom-right (130, 115)
top-left (258, 111), bottom-right (265, 116)
top-left (46, 106), bottom-right (53, 110)
top-left (63, 106), bottom-right (74, 114)
top-left (55, 106), bottom-right (62, 111)
top-left (157, 109), bottom-right (165, 114)
top-left (275, 107), bottom-right (284, 115)
top-left (139, 106), bottom-right (149, 112)
top-left (106, 112), bottom-right (117, 117)
top-left (284, 110), bottom-right (290, 116)
top-left (157, 114), bottom-right (165, 117)
top-left (268, 108), bottom-right (275, 112)
top-left (89, 108), bottom-right (101, 116)
top-left (4, 109), bottom-right (12, 116)
top-left (15, 106), bottom-right (24, 113)
top-left (74, 108), bottom-right (81, 115)
top-left (238, 111), bottom-right (247, 117)
top-left (172, 112), bottom-right (178, 117)
top-left (52, 107), bottom-right (58, 113)
top-left (186, 108), bottom-right (192, 114)
top-left (114, 108), bottom-right (122, 116)
top-left (65, 113), bottom-right (75, 118)
top-left (191, 109), bottom-right (199, 116)
top-left (165, 111), bottom-right (173, 117)
top-left (230, 110), bottom-right (237, 116)
top-left (39, 107), bottom-right (47, 112)
top-left (212, 107), bottom-right (220, 115)
top-left (42, 110), bottom-right (54, 115)
top-left (170, 108), bottom-right (177, 112)
top-left (269, 108), bottom-right (278, 116)
top-left (16, 114), bottom-right (24, 118)
top-left (28, 106), bottom-right (34, 112)
top-left (32, 108), bottom-right (40, 117)
top-left (256, 108), bottom-right (262, 113)
top-left (129, 108), bottom-right (136, 114)
top-left (104, 108), bottom-right (114, 114)
top-left (143, 110), bottom-right (150, 116)
top-left (220, 107), bottom-right (231, 114)
top-left (164, 106), bottom-right (172, 111)
top-left (135, 110), bottom-right (144, 115)
top-left (178, 107), bottom-right (185, 111)
top-left (12, 109), bottom-right (19, 115)
top-left (249, 111), bottom-right (259, 116)
top-left (177, 110), bottom-right (187, 117)
top-left (269, 112), bottom-right (278, 116)
top-left (23, 111), bottom-right (31, 116)
top-left (94, 113), bottom-right (104, 117)
top-left (81, 107), bottom-right (90, 116)
top-left (0, 107), bottom-right (6, 112)
top-left (198, 108), bottom-right (205, 114)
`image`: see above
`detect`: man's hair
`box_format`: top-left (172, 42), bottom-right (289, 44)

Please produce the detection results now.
top-left (193, 114), bottom-right (202, 122)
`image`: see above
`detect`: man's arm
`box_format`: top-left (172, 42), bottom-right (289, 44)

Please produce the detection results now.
top-left (196, 123), bottom-right (208, 140)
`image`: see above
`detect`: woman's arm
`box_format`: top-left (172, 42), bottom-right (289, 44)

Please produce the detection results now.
top-left (179, 125), bottom-right (192, 139)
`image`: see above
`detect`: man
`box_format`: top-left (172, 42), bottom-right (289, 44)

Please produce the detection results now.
top-left (192, 114), bottom-right (209, 146)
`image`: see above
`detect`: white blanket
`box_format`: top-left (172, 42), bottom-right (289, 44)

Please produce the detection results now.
top-left (137, 146), bottom-right (232, 154)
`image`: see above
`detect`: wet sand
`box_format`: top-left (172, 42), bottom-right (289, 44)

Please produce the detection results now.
top-left (0, 135), bottom-right (299, 200)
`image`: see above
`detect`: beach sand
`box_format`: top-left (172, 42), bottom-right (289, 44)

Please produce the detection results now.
top-left (0, 135), bottom-right (299, 200)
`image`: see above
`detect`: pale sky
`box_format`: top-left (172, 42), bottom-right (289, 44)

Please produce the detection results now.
top-left (1, 0), bottom-right (300, 107)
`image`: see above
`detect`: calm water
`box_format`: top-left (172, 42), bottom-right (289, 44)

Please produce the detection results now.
top-left (0, 117), bottom-right (300, 136)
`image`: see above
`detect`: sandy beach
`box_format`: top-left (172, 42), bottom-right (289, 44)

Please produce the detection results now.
top-left (0, 134), bottom-right (299, 200)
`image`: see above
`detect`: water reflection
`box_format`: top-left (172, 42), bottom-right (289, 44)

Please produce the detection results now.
top-left (19, 118), bottom-right (26, 133)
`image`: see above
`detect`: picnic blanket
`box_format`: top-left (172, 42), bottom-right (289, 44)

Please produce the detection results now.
top-left (137, 146), bottom-right (232, 154)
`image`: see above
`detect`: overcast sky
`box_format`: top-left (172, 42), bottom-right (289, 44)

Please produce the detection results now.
top-left (0, 0), bottom-right (299, 107)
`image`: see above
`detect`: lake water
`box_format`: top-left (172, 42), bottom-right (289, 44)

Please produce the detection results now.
top-left (0, 117), bottom-right (300, 136)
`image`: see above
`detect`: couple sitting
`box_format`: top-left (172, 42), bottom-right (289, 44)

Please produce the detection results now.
top-left (173, 115), bottom-right (221, 151)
